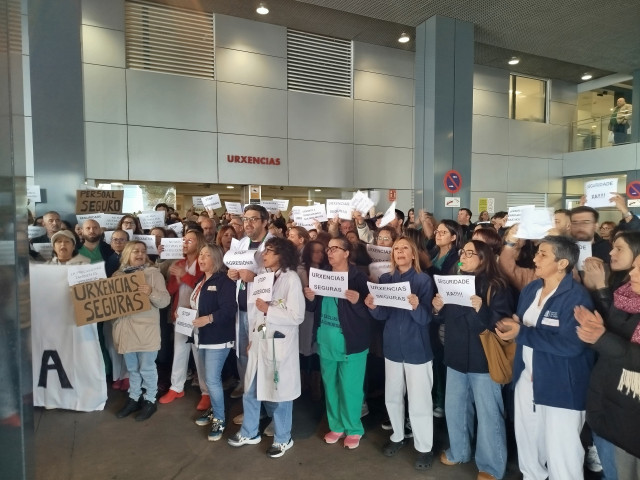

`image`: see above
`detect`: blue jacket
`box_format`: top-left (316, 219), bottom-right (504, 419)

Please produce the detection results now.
top-left (369, 267), bottom-right (434, 364)
top-left (196, 271), bottom-right (238, 346)
top-left (513, 273), bottom-right (595, 410)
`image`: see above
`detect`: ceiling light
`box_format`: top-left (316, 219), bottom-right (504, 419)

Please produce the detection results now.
top-left (508, 57), bottom-right (520, 65)
top-left (581, 73), bottom-right (593, 81)
top-left (398, 32), bottom-right (410, 44)
top-left (314, 189), bottom-right (322, 192)
top-left (256, 3), bottom-right (269, 15)
top-left (226, 185), bottom-right (234, 189)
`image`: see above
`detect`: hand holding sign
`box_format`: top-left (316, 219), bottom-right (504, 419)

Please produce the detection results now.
top-left (585, 178), bottom-right (618, 208)
top-left (433, 275), bottom-right (475, 307)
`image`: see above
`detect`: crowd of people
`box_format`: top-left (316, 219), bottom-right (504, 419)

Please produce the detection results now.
top-left (28, 196), bottom-right (640, 479)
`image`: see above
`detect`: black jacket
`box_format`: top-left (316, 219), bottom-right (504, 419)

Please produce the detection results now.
top-left (195, 271), bottom-right (237, 346)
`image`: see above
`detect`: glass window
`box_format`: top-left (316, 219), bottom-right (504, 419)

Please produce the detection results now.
top-left (509, 74), bottom-right (547, 123)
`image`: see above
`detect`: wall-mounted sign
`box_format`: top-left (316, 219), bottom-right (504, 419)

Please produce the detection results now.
top-left (443, 170), bottom-right (462, 194)
top-left (227, 155), bottom-right (281, 166)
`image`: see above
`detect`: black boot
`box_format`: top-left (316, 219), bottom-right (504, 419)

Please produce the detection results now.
top-left (116, 397), bottom-right (142, 419)
top-left (135, 400), bottom-right (157, 421)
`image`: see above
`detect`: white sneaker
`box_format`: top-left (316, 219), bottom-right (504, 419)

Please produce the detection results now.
top-left (264, 419), bottom-right (275, 437)
top-left (266, 438), bottom-right (293, 458)
top-left (586, 445), bottom-right (603, 473)
top-left (227, 431), bottom-right (261, 447)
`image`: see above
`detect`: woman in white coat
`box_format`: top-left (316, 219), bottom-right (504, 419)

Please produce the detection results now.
top-left (227, 237), bottom-right (305, 458)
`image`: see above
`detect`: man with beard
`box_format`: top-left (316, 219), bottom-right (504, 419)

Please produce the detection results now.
top-left (200, 217), bottom-right (217, 245)
top-left (570, 206), bottom-right (610, 263)
top-left (78, 219), bottom-right (113, 263)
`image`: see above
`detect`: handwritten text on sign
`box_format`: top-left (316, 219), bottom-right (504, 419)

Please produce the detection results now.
top-left (76, 190), bottom-right (124, 214)
top-left (434, 275), bottom-right (475, 307)
top-left (577, 241), bottom-right (592, 271)
top-left (160, 238), bottom-right (184, 260)
top-left (175, 307), bottom-right (196, 336)
top-left (367, 281), bottom-right (412, 310)
top-left (248, 272), bottom-right (274, 304)
top-left (67, 261), bottom-right (107, 286)
top-left (585, 178), bottom-right (618, 209)
top-left (366, 244), bottom-right (392, 263)
top-left (223, 249), bottom-right (258, 272)
top-left (308, 267), bottom-right (348, 299)
top-left (70, 271), bottom-right (151, 326)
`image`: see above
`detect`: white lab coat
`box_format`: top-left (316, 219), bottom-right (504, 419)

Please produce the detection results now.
top-left (245, 269), bottom-right (305, 402)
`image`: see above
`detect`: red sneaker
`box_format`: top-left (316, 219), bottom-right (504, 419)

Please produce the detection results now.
top-left (343, 435), bottom-right (361, 449)
top-left (158, 389), bottom-right (184, 404)
top-left (196, 394), bottom-right (211, 411)
top-left (323, 431), bottom-right (345, 444)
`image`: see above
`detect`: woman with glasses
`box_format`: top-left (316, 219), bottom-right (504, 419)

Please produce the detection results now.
top-left (228, 237), bottom-right (304, 459)
top-left (112, 241), bottom-right (170, 421)
top-left (433, 240), bottom-right (514, 480)
top-left (365, 237), bottom-right (435, 470)
top-left (116, 215), bottom-right (144, 235)
top-left (304, 237), bottom-right (372, 449)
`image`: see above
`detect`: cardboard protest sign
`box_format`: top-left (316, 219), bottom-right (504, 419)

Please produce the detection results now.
top-left (366, 244), bottom-right (392, 262)
top-left (367, 281), bottom-right (412, 310)
top-left (175, 307), bottom-right (196, 336)
top-left (160, 238), bottom-right (184, 260)
top-left (70, 271), bottom-right (151, 326)
top-left (76, 190), bottom-right (124, 214)
top-left (308, 267), bottom-right (347, 299)
top-left (248, 272), bottom-right (274, 304)
top-left (585, 178), bottom-right (618, 208)
top-left (434, 275), bottom-right (475, 307)
top-left (326, 199), bottom-right (353, 220)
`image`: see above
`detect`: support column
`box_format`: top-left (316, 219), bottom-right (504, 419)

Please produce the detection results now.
top-left (414, 16), bottom-right (474, 221)
top-left (631, 68), bottom-right (639, 144)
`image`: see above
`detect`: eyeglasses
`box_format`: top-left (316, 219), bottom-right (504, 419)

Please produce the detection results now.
top-left (264, 247), bottom-right (276, 254)
top-left (376, 236), bottom-right (392, 242)
top-left (111, 238), bottom-right (127, 243)
top-left (326, 246), bottom-right (347, 254)
top-left (242, 216), bottom-right (262, 224)
top-left (122, 220), bottom-right (135, 225)
top-left (571, 220), bottom-right (594, 225)
top-left (435, 230), bottom-right (450, 236)
top-left (459, 249), bottom-right (478, 258)
top-left (131, 249), bottom-right (147, 255)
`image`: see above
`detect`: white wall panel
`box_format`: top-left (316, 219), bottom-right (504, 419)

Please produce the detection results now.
top-left (354, 101), bottom-right (412, 148)
top-left (218, 134), bottom-right (287, 186)
top-left (549, 101), bottom-right (575, 126)
top-left (216, 48), bottom-right (286, 89)
top-left (354, 70), bottom-right (414, 106)
top-left (507, 156), bottom-right (550, 192)
top-left (472, 115), bottom-right (509, 155)
top-left (563, 143), bottom-right (637, 177)
top-left (83, 64), bottom-right (126, 123)
top-left (473, 89), bottom-right (508, 118)
top-left (470, 153), bottom-right (509, 191)
top-left (82, 25), bottom-right (125, 67)
top-left (548, 159), bottom-right (563, 194)
top-left (288, 140), bottom-right (353, 187)
top-left (549, 124), bottom-right (570, 159)
top-left (354, 42), bottom-right (414, 79)
top-left (82, 0), bottom-right (124, 30)
top-left (128, 126), bottom-right (218, 182)
top-left (85, 122), bottom-right (128, 179)
top-left (473, 65), bottom-right (509, 93)
top-left (508, 120), bottom-right (551, 158)
top-left (215, 14), bottom-right (285, 58)
top-left (288, 91), bottom-right (353, 143)
top-left (127, 69), bottom-right (217, 131)
top-left (354, 145), bottom-right (412, 189)
top-left (217, 83), bottom-right (286, 137)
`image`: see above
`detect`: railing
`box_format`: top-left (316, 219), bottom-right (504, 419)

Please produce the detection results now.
top-left (571, 114), bottom-right (631, 152)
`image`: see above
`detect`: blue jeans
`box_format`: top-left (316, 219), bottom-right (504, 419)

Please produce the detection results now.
top-left (123, 351), bottom-right (158, 402)
top-left (593, 431), bottom-right (618, 480)
top-left (200, 347), bottom-right (230, 422)
top-left (445, 367), bottom-right (507, 479)
top-left (237, 311), bottom-right (249, 382)
top-left (240, 375), bottom-right (293, 445)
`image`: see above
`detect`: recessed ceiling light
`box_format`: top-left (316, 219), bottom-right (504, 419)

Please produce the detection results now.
top-left (398, 32), bottom-right (410, 43)
top-left (581, 73), bottom-right (593, 81)
top-left (314, 189), bottom-right (322, 192)
top-left (256, 3), bottom-right (269, 15)
top-left (508, 57), bottom-right (520, 65)
top-left (226, 185), bottom-right (234, 189)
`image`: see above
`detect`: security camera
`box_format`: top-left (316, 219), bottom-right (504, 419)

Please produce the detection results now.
top-left (280, 186), bottom-right (284, 191)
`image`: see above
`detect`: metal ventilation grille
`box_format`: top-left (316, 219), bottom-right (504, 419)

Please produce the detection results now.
top-left (507, 193), bottom-right (548, 208)
top-left (125, 0), bottom-right (214, 79)
top-left (287, 29), bottom-right (352, 97)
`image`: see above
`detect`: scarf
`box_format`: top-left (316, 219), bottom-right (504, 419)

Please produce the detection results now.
top-left (122, 265), bottom-right (146, 274)
top-left (613, 281), bottom-right (640, 314)
top-left (613, 282), bottom-right (640, 400)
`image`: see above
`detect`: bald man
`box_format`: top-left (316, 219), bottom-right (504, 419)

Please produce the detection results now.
top-left (199, 217), bottom-right (217, 245)
top-left (78, 219), bottom-right (113, 263)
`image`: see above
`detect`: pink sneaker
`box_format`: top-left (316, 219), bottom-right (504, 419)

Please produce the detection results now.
top-left (323, 431), bottom-right (345, 444)
top-left (343, 435), bottom-right (361, 449)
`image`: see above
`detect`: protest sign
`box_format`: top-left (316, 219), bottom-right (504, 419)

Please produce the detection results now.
top-left (273, 199), bottom-right (289, 212)
top-left (99, 214), bottom-right (124, 230)
top-left (260, 201), bottom-right (279, 214)
top-left (70, 271), bottom-right (151, 326)
top-left (160, 238), bottom-right (184, 259)
top-left (76, 213), bottom-right (103, 226)
top-left (166, 222), bottom-right (183, 237)
top-left (175, 307), bottom-right (196, 337)
top-left (225, 202), bottom-right (243, 215)
top-left (326, 199), bottom-right (354, 220)
top-left (248, 272), bottom-right (274, 304)
top-left (515, 207), bottom-right (554, 239)
top-left (505, 205), bottom-right (535, 227)
top-left (297, 204), bottom-right (327, 229)
top-left (28, 225), bottom-right (46, 239)
top-left (434, 275), bottom-right (475, 307)
top-left (577, 241), bottom-right (592, 271)
top-left (137, 211), bottom-right (166, 230)
top-left (230, 237), bottom-right (241, 251)
top-left (308, 267), bottom-right (347, 299)
top-left (350, 191), bottom-right (374, 216)
top-left (76, 190), bottom-right (123, 214)
top-left (27, 185), bottom-right (41, 203)
top-left (367, 281), bottom-right (412, 310)
top-left (366, 244), bottom-right (392, 263)
top-left (192, 196), bottom-right (204, 209)
top-left (201, 194), bottom-right (222, 210)
top-left (223, 249), bottom-right (258, 272)
top-left (378, 201), bottom-right (397, 228)
top-left (32, 242), bottom-right (53, 260)
top-left (585, 178), bottom-right (618, 208)
top-left (132, 234), bottom-right (159, 255)
top-left (67, 262), bottom-right (107, 286)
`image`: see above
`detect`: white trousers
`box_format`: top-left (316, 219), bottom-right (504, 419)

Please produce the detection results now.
top-left (514, 375), bottom-right (585, 480)
top-left (169, 330), bottom-right (208, 394)
top-left (385, 359), bottom-right (433, 453)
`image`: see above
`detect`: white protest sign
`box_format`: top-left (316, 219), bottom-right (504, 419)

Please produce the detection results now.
top-left (326, 199), bottom-right (354, 220)
top-left (367, 281), bottom-right (412, 310)
top-left (103, 230), bottom-right (114, 244)
top-left (28, 225), bottom-right (46, 239)
top-left (32, 242), bottom-right (53, 260)
top-left (138, 211), bottom-right (166, 230)
top-left (378, 201), bottom-right (397, 228)
top-left (308, 267), bottom-right (348, 299)
top-left (350, 191), bottom-right (375, 216)
top-left (201, 194), bottom-right (222, 210)
top-left (291, 206), bottom-right (303, 223)
top-left (225, 202), bottom-right (244, 216)
top-left (506, 205), bottom-right (535, 227)
top-left (76, 213), bottom-right (103, 225)
top-left (369, 261), bottom-right (392, 283)
top-left (27, 185), bottom-right (41, 203)
top-left (175, 307), bottom-right (196, 337)
top-left (223, 249), bottom-right (258, 272)
top-left (585, 178), bottom-right (618, 208)
top-left (167, 222), bottom-right (183, 237)
top-left (99, 213), bottom-right (124, 230)
top-left (67, 261), bottom-right (107, 286)
top-left (260, 201), bottom-right (279, 214)
top-left (297, 204), bottom-right (328, 229)
top-left (434, 275), bottom-right (475, 307)
top-left (273, 199), bottom-right (289, 212)
top-left (160, 238), bottom-right (184, 260)
top-left (230, 237), bottom-right (241, 251)
top-left (248, 271), bottom-right (274, 304)
top-left (192, 196), bottom-right (204, 209)
top-left (132, 234), bottom-right (159, 255)
top-left (366, 244), bottom-right (392, 262)
top-left (515, 207), bottom-right (554, 239)
top-left (577, 241), bottom-right (592, 271)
